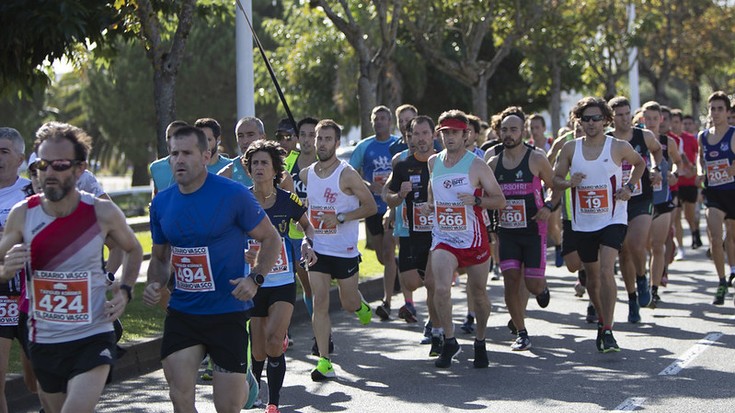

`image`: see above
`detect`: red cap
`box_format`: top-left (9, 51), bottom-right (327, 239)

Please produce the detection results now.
top-left (437, 118), bottom-right (468, 131)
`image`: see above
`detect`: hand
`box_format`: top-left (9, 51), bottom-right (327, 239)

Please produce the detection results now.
top-left (2, 243), bottom-right (30, 280)
top-left (245, 248), bottom-right (257, 266)
top-left (370, 181), bottom-right (385, 195)
top-left (230, 277), bottom-right (258, 301)
top-left (143, 282), bottom-right (162, 307)
top-left (318, 211), bottom-right (339, 228)
top-left (569, 172), bottom-right (586, 188)
top-left (667, 172), bottom-right (678, 187)
top-left (650, 171), bottom-right (663, 186)
top-left (615, 186), bottom-right (632, 201)
top-left (420, 203), bottom-right (434, 215)
top-left (457, 192), bottom-right (477, 206)
top-left (399, 181), bottom-right (412, 199)
top-left (532, 206), bottom-right (551, 221)
top-left (104, 282), bottom-right (127, 321)
top-left (300, 244), bottom-right (318, 267)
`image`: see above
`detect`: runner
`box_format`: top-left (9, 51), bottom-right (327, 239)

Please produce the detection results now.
top-left (149, 120), bottom-right (189, 196)
top-left (426, 110), bottom-right (506, 368)
top-left (553, 97), bottom-right (646, 352)
top-left (243, 140), bottom-right (317, 413)
top-left (0, 122), bottom-right (143, 413)
top-left (299, 119), bottom-right (377, 381)
top-left (143, 125), bottom-right (281, 412)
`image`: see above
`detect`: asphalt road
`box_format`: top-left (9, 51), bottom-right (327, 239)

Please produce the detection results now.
top-left (11, 237), bottom-right (735, 412)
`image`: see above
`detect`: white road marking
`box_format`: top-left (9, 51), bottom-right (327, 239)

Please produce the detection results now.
top-left (658, 332), bottom-right (723, 376)
top-left (613, 397), bottom-right (647, 411)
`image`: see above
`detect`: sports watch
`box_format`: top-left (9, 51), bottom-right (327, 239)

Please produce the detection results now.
top-left (249, 272), bottom-right (265, 286)
top-left (336, 213), bottom-right (346, 224)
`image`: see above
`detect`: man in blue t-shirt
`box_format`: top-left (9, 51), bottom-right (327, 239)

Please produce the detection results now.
top-left (349, 105), bottom-right (399, 320)
top-left (144, 126), bottom-right (281, 412)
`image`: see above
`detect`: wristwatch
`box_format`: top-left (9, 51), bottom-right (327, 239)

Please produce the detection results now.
top-left (249, 272), bottom-right (265, 287)
top-left (625, 182), bottom-right (636, 192)
top-left (120, 284), bottom-right (133, 303)
top-left (474, 196), bottom-right (482, 206)
top-left (543, 201), bottom-right (555, 211)
top-left (336, 213), bottom-right (346, 224)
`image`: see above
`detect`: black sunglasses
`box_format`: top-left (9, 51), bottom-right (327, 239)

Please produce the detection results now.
top-left (580, 114), bottom-right (605, 122)
top-left (35, 159), bottom-right (82, 172)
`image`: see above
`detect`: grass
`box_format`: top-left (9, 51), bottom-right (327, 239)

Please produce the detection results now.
top-left (6, 239), bottom-right (383, 375)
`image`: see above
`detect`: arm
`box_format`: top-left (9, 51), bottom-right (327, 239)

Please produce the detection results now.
top-left (462, 157), bottom-right (506, 210)
top-left (298, 167), bottom-right (309, 187)
top-left (553, 140), bottom-right (585, 189)
top-left (298, 213), bottom-right (318, 266)
top-left (143, 243), bottom-right (171, 307)
top-left (667, 136), bottom-right (683, 180)
top-left (0, 205), bottom-right (28, 282)
top-left (338, 167), bottom-right (378, 221)
top-left (531, 151), bottom-right (560, 221)
top-left (279, 172), bottom-right (295, 192)
top-left (616, 140), bottom-right (646, 200)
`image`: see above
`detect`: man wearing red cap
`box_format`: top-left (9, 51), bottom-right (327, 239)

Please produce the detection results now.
top-left (425, 110), bottom-right (506, 368)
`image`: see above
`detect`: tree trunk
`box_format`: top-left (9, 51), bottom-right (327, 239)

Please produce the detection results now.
top-left (689, 81), bottom-right (701, 118)
top-left (131, 155), bottom-right (152, 187)
top-left (550, 57), bottom-right (562, 138)
top-left (154, 68), bottom-right (176, 158)
top-left (604, 76), bottom-right (617, 102)
top-left (653, 76), bottom-right (669, 106)
top-left (471, 75), bottom-right (489, 121)
top-left (356, 61), bottom-right (378, 139)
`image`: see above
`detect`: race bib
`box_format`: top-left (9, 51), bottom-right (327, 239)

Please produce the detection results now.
top-left (373, 170), bottom-right (391, 186)
top-left (435, 201), bottom-right (468, 232)
top-left (32, 271), bottom-right (91, 325)
top-left (577, 185), bottom-right (610, 214)
top-left (622, 162), bottom-right (642, 195)
top-left (309, 206), bottom-right (337, 234)
top-left (0, 295), bottom-right (20, 326)
top-left (499, 199), bottom-right (527, 229)
top-left (171, 246), bottom-right (215, 292)
top-left (412, 202), bottom-right (434, 232)
top-left (247, 239), bottom-right (290, 275)
top-left (706, 159), bottom-right (734, 187)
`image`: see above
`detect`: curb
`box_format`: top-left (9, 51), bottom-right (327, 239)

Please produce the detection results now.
top-left (6, 276), bottom-right (385, 407)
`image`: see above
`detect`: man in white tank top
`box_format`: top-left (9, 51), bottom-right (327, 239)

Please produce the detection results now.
top-left (0, 122), bottom-right (142, 413)
top-left (299, 119), bottom-right (378, 382)
top-left (426, 110), bottom-right (506, 369)
top-left (554, 97), bottom-right (646, 354)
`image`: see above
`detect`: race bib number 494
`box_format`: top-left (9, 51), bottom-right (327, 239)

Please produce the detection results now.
top-left (171, 246), bottom-right (215, 292)
top-left (0, 296), bottom-right (20, 326)
top-left (32, 271), bottom-right (91, 325)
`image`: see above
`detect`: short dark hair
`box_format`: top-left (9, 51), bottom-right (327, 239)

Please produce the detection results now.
top-left (243, 139), bottom-right (286, 186)
top-left (166, 120), bottom-right (189, 140)
top-left (607, 96), bottom-right (631, 110)
top-left (438, 109), bottom-right (469, 127)
top-left (572, 97), bottom-right (613, 124)
top-left (34, 122), bottom-right (92, 162)
top-left (371, 105), bottom-right (392, 120)
top-left (170, 125), bottom-right (208, 154)
top-left (316, 119), bottom-right (343, 140)
top-left (297, 117), bottom-right (319, 135)
top-left (499, 106), bottom-right (526, 124)
top-left (528, 114), bottom-right (546, 127)
top-left (642, 101), bottom-right (662, 113)
top-left (466, 114), bottom-right (482, 134)
top-left (409, 115), bottom-right (435, 133)
top-left (194, 118), bottom-right (222, 139)
top-left (670, 108), bottom-right (683, 121)
top-left (708, 91), bottom-right (731, 110)
top-left (683, 114), bottom-right (695, 121)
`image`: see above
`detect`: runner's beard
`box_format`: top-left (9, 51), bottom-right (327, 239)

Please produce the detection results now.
top-left (503, 138), bottom-right (522, 149)
top-left (43, 175), bottom-right (74, 202)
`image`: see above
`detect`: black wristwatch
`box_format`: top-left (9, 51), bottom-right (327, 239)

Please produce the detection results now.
top-left (474, 196), bottom-right (482, 206)
top-left (249, 272), bottom-right (265, 287)
top-left (336, 213), bottom-right (346, 224)
top-left (625, 182), bottom-right (636, 192)
top-left (120, 284), bottom-right (133, 303)
top-left (543, 201), bottom-right (555, 211)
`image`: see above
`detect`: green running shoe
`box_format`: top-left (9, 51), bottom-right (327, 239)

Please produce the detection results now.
top-left (311, 357), bottom-right (336, 382)
top-left (355, 301), bottom-right (372, 325)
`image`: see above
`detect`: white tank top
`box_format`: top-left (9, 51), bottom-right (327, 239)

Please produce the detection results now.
top-left (23, 192), bottom-right (112, 343)
top-left (430, 150), bottom-right (486, 249)
top-left (307, 161), bottom-right (361, 258)
top-left (570, 137), bottom-right (627, 232)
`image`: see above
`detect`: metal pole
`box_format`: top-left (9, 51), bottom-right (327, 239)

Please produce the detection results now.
top-left (236, 0), bottom-right (255, 119)
top-left (628, 3), bottom-right (640, 110)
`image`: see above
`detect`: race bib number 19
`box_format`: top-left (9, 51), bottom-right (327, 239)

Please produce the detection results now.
top-left (171, 246), bottom-right (215, 292)
top-left (577, 185), bottom-right (610, 214)
top-left (32, 271), bottom-right (91, 324)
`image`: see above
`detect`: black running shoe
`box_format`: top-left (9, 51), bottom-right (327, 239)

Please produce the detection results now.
top-left (420, 321), bottom-right (432, 345)
top-left (713, 284), bottom-right (728, 305)
top-left (435, 337), bottom-right (460, 368)
top-left (375, 302), bottom-right (391, 321)
top-left (460, 314), bottom-right (475, 334)
top-left (586, 303), bottom-right (598, 324)
top-left (728, 272), bottom-right (735, 287)
top-left (536, 286), bottom-right (550, 308)
top-left (429, 335), bottom-right (443, 357)
top-left (601, 329), bottom-right (620, 353)
top-left (507, 319), bottom-right (517, 335)
top-left (595, 323), bottom-right (603, 352)
top-left (473, 340), bottom-right (489, 368)
top-left (311, 335), bottom-right (334, 356)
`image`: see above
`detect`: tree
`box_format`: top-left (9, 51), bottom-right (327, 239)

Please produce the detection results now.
top-left (403, 0), bottom-right (542, 120)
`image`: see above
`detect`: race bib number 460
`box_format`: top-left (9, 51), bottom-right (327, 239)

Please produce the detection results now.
top-left (499, 199), bottom-right (527, 229)
top-left (32, 271), bottom-right (91, 324)
top-left (435, 202), bottom-right (468, 232)
top-left (247, 239), bottom-right (290, 275)
top-left (577, 185), bottom-right (610, 214)
top-left (0, 296), bottom-right (20, 326)
top-left (171, 246), bottom-right (215, 292)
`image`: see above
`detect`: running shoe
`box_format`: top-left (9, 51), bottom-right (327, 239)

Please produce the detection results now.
top-left (420, 321), bottom-right (432, 345)
top-left (692, 232), bottom-right (703, 249)
top-left (555, 246), bottom-right (564, 267)
top-left (491, 265), bottom-right (501, 281)
top-left (201, 358), bottom-right (213, 381)
top-left (375, 301), bottom-right (391, 321)
top-left (536, 286), bottom-right (550, 308)
top-left (511, 334), bottom-right (532, 351)
top-left (311, 335), bottom-right (334, 356)
top-left (601, 329), bottom-right (620, 353)
top-left (398, 303), bottom-right (418, 323)
top-left (574, 281), bottom-right (585, 297)
top-left (265, 404), bottom-right (281, 413)
top-left (311, 357), bottom-right (336, 382)
top-left (356, 301), bottom-right (373, 324)
top-left (429, 335), bottom-right (443, 357)
top-left (674, 247), bottom-right (685, 261)
top-left (628, 298), bottom-right (641, 324)
top-left (713, 284), bottom-right (728, 305)
top-left (460, 314), bottom-right (475, 334)
top-left (728, 272), bottom-right (735, 287)
top-left (585, 303), bottom-right (598, 324)
top-left (595, 323), bottom-right (603, 352)
top-left (244, 369), bottom-right (260, 409)
top-left (636, 275), bottom-right (652, 307)
top-left (435, 337), bottom-right (460, 368)
top-left (649, 292), bottom-right (661, 308)
top-left (507, 319), bottom-right (517, 335)
top-left (473, 340), bottom-right (489, 368)
top-left (287, 331), bottom-right (294, 348)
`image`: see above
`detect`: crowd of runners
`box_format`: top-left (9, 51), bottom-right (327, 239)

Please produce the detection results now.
top-left (0, 91), bottom-right (734, 413)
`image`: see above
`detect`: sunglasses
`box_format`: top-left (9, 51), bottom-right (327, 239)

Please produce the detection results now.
top-left (580, 114), bottom-right (605, 123)
top-left (276, 134), bottom-right (293, 141)
top-left (35, 159), bottom-right (82, 172)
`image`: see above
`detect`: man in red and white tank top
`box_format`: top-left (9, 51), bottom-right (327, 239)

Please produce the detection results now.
top-left (0, 122), bottom-right (142, 413)
top-left (426, 110), bottom-right (506, 369)
top-left (554, 97), bottom-right (646, 354)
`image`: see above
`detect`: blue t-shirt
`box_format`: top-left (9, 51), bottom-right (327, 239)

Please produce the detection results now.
top-left (150, 154), bottom-right (234, 193)
top-left (246, 188), bottom-right (307, 287)
top-left (349, 134), bottom-right (398, 214)
top-left (150, 173), bottom-right (266, 314)
top-left (231, 155), bottom-right (253, 187)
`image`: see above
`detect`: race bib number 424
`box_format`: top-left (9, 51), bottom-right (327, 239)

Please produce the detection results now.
top-left (32, 271), bottom-right (91, 325)
top-left (171, 246), bottom-right (215, 292)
